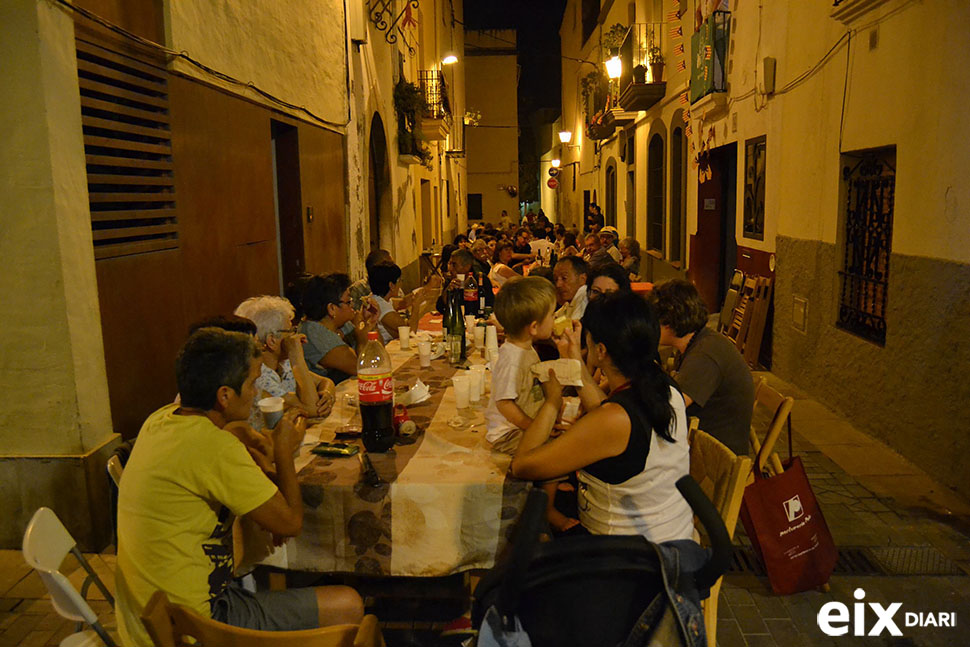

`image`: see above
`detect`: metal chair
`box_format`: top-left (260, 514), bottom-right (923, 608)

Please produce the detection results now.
top-left (749, 377), bottom-right (795, 478)
top-left (688, 426), bottom-right (752, 647)
top-left (22, 507), bottom-right (116, 646)
top-left (140, 590), bottom-right (384, 647)
top-left (106, 455), bottom-right (124, 488)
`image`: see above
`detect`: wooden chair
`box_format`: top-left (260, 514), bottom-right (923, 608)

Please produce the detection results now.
top-left (688, 425), bottom-right (752, 647)
top-left (141, 591), bottom-right (383, 647)
top-left (749, 377), bottom-right (794, 479)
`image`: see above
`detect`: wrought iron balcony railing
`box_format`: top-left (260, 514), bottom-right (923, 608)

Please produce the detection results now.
top-left (617, 23), bottom-right (667, 113)
top-left (419, 70), bottom-right (451, 121)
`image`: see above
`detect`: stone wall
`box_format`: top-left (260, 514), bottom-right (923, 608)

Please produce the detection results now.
top-left (773, 235), bottom-right (970, 498)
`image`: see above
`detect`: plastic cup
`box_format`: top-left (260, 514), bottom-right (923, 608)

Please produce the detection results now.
top-left (342, 393), bottom-right (361, 434)
top-left (258, 396), bottom-right (284, 429)
top-left (418, 340), bottom-right (432, 367)
top-left (561, 397), bottom-right (581, 424)
top-left (453, 375), bottom-right (471, 409)
top-left (485, 325), bottom-right (498, 349)
top-left (398, 326), bottom-right (411, 349)
top-left (467, 370), bottom-right (482, 403)
top-left (465, 315), bottom-right (476, 332)
top-left (473, 325), bottom-right (486, 350)
top-left (487, 347), bottom-right (499, 367)
top-left (469, 364), bottom-right (487, 396)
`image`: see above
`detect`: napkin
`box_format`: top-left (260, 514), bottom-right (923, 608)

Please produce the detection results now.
top-left (397, 378), bottom-right (431, 406)
top-left (531, 358), bottom-right (583, 387)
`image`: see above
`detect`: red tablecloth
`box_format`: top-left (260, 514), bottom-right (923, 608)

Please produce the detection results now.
top-left (631, 282), bottom-right (654, 296)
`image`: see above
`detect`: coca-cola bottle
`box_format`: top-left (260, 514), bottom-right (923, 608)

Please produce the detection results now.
top-left (358, 331), bottom-right (394, 452)
top-left (463, 272), bottom-right (478, 317)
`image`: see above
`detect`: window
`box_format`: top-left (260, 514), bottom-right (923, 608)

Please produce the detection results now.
top-left (669, 126), bottom-right (686, 263)
top-left (646, 134), bottom-right (665, 252)
top-left (581, 0), bottom-right (599, 46)
top-left (743, 135), bottom-right (766, 240)
top-left (605, 162), bottom-right (617, 227)
top-left (837, 146), bottom-right (895, 345)
top-left (467, 193), bottom-right (483, 220)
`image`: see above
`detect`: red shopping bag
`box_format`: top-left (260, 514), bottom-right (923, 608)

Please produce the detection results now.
top-left (740, 421), bottom-right (837, 595)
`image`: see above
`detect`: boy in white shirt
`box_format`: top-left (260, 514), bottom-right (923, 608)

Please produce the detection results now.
top-left (484, 278), bottom-right (578, 532)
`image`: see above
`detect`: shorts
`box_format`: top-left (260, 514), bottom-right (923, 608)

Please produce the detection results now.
top-left (211, 581), bottom-right (317, 631)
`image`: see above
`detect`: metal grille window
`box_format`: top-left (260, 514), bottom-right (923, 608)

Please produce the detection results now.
top-left (76, 39), bottom-right (177, 259)
top-left (419, 70), bottom-right (450, 120)
top-left (646, 134), bottom-right (665, 253)
top-left (837, 147), bottom-right (895, 345)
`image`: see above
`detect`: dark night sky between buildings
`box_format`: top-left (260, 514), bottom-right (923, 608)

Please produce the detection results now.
top-left (464, 1), bottom-right (568, 203)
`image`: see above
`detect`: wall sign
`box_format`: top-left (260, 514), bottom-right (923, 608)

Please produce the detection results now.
top-left (704, 198), bottom-right (716, 210)
top-left (547, 178), bottom-right (559, 189)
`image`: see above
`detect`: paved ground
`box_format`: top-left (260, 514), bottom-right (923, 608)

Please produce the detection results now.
top-left (2, 371), bottom-right (968, 646)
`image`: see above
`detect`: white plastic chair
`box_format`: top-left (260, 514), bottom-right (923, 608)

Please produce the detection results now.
top-left (22, 507), bottom-right (117, 646)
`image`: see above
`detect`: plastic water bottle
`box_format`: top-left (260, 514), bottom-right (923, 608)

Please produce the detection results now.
top-left (358, 331), bottom-right (394, 452)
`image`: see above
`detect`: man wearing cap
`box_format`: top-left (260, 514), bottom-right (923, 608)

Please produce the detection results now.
top-left (598, 226), bottom-right (622, 263)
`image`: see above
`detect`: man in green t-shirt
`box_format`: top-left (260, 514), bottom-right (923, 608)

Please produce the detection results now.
top-left (115, 329), bottom-right (363, 645)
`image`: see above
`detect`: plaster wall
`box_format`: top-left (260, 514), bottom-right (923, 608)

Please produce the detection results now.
top-left (465, 31), bottom-right (518, 224)
top-left (162, 0), bottom-right (349, 129)
top-left (345, 0), bottom-right (465, 285)
top-left (0, 0), bottom-right (113, 456)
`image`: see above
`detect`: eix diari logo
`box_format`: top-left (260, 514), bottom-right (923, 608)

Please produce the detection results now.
top-left (783, 495), bottom-right (803, 522)
top-left (817, 588), bottom-right (957, 637)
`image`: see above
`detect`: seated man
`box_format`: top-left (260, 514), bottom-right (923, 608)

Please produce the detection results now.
top-left (435, 248), bottom-right (495, 317)
top-left (115, 328), bottom-right (362, 646)
top-left (649, 279), bottom-right (754, 456)
top-left (234, 295), bottom-right (335, 430)
top-left (552, 255), bottom-right (590, 321)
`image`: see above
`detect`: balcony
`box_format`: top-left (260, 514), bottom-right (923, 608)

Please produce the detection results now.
top-left (690, 11), bottom-right (731, 104)
top-left (616, 23), bottom-right (667, 113)
top-left (419, 70), bottom-right (451, 140)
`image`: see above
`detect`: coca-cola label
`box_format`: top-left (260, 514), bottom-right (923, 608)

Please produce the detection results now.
top-left (358, 372), bottom-right (393, 403)
top-left (464, 289), bottom-right (477, 302)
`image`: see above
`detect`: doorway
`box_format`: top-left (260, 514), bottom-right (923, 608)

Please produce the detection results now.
top-left (271, 120), bottom-right (304, 292)
top-left (689, 143), bottom-right (737, 313)
top-left (421, 179), bottom-right (433, 249)
top-left (626, 170), bottom-right (636, 237)
top-left (605, 162), bottom-right (616, 227)
top-left (368, 113), bottom-right (391, 252)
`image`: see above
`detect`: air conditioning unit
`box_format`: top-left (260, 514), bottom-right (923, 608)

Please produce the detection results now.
top-left (349, 0), bottom-right (368, 44)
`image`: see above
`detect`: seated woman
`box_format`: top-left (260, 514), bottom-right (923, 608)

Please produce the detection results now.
top-left (488, 242), bottom-right (519, 288)
top-left (510, 291), bottom-right (693, 543)
top-left (619, 236), bottom-right (642, 281)
top-left (368, 262), bottom-right (407, 343)
top-left (299, 273), bottom-right (379, 384)
top-left (587, 262), bottom-right (632, 300)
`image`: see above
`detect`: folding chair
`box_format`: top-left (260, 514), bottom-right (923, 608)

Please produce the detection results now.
top-left (689, 427), bottom-right (752, 647)
top-left (140, 591), bottom-right (383, 647)
top-left (22, 507), bottom-right (116, 646)
top-left (749, 377), bottom-right (794, 478)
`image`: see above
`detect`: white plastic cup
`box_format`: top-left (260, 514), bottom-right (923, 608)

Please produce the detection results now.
top-left (473, 325), bottom-right (486, 350)
top-left (342, 393), bottom-right (361, 434)
top-left (453, 375), bottom-right (471, 409)
top-left (258, 396), bottom-right (284, 429)
top-left (418, 340), bottom-right (432, 367)
top-left (487, 347), bottom-right (499, 367)
top-left (398, 326), bottom-right (411, 349)
top-left (465, 315), bottom-right (476, 333)
top-left (470, 364), bottom-right (487, 396)
top-left (485, 325), bottom-right (498, 349)
top-left (561, 397), bottom-right (581, 424)
top-left (467, 370), bottom-right (482, 403)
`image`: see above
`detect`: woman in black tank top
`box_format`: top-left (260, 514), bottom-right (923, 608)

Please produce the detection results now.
top-left (510, 292), bottom-right (689, 537)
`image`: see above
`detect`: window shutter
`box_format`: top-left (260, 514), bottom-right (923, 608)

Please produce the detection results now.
top-left (76, 39), bottom-right (178, 259)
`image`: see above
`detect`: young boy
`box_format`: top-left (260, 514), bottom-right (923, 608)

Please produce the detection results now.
top-left (484, 278), bottom-right (578, 533)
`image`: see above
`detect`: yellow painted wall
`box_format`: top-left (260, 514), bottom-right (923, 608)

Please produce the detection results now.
top-left (162, 0), bottom-right (349, 128)
top-left (465, 30), bottom-right (519, 224)
top-left (0, 0), bottom-right (113, 455)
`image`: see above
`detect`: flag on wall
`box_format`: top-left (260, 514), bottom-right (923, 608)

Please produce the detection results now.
top-left (704, 45), bottom-right (712, 60)
top-left (669, 25), bottom-right (683, 40)
top-left (682, 109), bottom-right (690, 122)
top-left (685, 124), bottom-right (693, 137)
top-left (667, 10), bottom-right (681, 21)
top-left (679, 91), bottom-right (689, 105)
top-left (676, 59), bottom-right (687, 72)
top-left (673, 43), bottom-right (685, 56)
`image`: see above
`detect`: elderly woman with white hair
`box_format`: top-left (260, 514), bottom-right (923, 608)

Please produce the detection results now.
top-left (234, 295), bottom-right (336, 430)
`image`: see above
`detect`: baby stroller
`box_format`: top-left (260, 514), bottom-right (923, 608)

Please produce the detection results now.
top-left (472, 476), bottom-right (732, 647)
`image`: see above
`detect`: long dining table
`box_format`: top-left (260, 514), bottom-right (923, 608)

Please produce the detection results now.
top-left (240, 327), bottom-right (529, 578)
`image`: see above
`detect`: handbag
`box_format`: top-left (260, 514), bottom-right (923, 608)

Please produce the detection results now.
top-left (739, 418), bottom-right (837, 595)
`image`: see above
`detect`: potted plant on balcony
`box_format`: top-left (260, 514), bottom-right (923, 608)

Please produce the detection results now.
top-left (602, 23), bottom-right (627, 56)
top-left (648, 45), bottom-right (665, 83)
top-left (633, 64), bottom-right (647, 83)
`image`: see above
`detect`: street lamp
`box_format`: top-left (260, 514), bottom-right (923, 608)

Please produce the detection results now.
top-left (551, 159), bottom-right (561, 168)
top-left (558, 130), bottom-right (572, 144)
top-left (605, 56), bottom-right (622, 79)
top-left (442, 52), bottom-right (458, 65)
